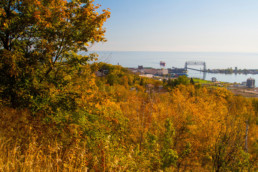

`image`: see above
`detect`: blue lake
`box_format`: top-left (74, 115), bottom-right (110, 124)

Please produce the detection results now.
top-left (188, 70), bottom-right (258, 87)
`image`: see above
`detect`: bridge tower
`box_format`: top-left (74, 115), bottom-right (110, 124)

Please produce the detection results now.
top-left (184, 62), bottom-right (187, 70)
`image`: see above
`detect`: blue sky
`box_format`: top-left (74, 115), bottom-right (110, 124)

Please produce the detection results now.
top-left (92, 0), bottom-right (258, 52)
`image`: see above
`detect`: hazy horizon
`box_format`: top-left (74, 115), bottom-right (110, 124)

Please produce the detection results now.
top-left (92, 0), bottom-right (258, 53)
top-left (90, 50), bottom-right (258, 54)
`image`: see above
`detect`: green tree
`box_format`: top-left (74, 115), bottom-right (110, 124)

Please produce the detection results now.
top-left (167, 75), bottom-right (189, 88)
top-left (0, 0), bottom-right (110, 108)
top-left (190, 78), bottom-right (195, 85)
top-left (161, 119), bottom-right (178, 169)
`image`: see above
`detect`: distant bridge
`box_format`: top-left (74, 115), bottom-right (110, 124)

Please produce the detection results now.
top-left (185, 61), bottom-right (207, 72)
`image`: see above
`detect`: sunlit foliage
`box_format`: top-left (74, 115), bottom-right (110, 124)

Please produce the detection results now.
top-left (0, 0), bottom-right (257, 171)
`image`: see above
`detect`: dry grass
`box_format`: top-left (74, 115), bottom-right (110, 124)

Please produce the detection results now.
top-left (0, 138), bottom-right (91, 171)
top-left (0, 106), bottom-right (93, 172)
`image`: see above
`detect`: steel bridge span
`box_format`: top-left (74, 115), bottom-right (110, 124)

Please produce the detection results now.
top-left (185, 61), bottom-right (207, 72)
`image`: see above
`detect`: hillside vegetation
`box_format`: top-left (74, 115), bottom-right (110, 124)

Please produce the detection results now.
top-left (0, 0), bottom-right (257, 171)
top-left (0, 63), bottom-right (257, 171)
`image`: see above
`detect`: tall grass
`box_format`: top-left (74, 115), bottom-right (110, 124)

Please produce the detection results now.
top-left (0, 107), bottom-right (92, 171)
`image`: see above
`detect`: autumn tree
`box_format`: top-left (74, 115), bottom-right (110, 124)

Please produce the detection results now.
top-left (0, 0), bottom-right (110, 108)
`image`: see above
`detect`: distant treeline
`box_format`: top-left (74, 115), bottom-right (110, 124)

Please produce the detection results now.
top-left (207, 68), bottom-right (258, 74)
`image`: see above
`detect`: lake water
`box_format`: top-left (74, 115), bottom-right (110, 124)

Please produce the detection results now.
top-left (188, 71), bottom-right (258, 86)
top-left (88, 51), bottom-right (258, 87)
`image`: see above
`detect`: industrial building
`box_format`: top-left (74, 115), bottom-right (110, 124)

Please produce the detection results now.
top-left (247, 78), bottom-right (255, 88)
